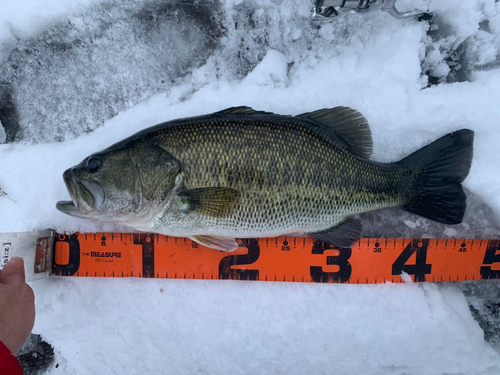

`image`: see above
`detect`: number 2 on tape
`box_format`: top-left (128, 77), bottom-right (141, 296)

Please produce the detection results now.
top-left (219, 239), bottom-right (260, 280)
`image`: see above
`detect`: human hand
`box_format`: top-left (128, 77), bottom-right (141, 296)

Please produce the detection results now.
top-left (0, 258), bottom-right (35, 354)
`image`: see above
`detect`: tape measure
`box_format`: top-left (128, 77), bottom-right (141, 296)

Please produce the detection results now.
top-left (49, 233), bottom-right (500, 284)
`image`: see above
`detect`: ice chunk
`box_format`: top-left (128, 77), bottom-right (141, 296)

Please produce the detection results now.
top-left (422, 3), bottom-right (500, 85)
top-left (242, 49), bottom-right (288, 88)
top-left (467, 30), bottom-right (498, 66)
top-left (443, 227), bottom-right (458, 237)
top-left (400, 271), bottom-right (414, 283)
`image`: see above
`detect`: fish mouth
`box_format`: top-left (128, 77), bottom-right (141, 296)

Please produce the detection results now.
top-left (56, 169), bottom-right (105, 217)
top-left (55, 200), bottom-right (82, 217)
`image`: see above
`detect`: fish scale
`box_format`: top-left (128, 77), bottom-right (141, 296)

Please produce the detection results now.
top-left (147, 116), bottom-right (408, 235)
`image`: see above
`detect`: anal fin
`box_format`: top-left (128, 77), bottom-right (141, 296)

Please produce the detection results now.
top-left (307, 217), bottom-right (362, 248)
top-left (190, 235), bottom-right (239, 252)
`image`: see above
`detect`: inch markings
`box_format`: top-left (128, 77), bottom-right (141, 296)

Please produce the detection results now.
top-left (50, 233), bottom-right (500, 284)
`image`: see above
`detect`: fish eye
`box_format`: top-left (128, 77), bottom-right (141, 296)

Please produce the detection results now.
top-left (87, 156), bottom-right (103, 173)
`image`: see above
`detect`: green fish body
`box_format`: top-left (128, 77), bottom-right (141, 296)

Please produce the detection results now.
top-left (57, 106), bottom-right (474, 251)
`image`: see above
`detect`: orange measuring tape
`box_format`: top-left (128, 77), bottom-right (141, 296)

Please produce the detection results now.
top-left (50, 233), bottom-right (500, 283)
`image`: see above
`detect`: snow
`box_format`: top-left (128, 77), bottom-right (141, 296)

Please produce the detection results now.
top-left (1, 0), bottom-right (500, 374)
top-left (31, 280), bottom-right (500, 374)
top-left (0, 0), bottom-right (104, 41)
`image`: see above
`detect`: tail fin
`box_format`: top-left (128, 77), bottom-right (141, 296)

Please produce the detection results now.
top-left (400, 129), bottom-right (474, 225)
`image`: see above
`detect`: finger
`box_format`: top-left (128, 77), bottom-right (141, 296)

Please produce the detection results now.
top-left (0, 257), bottom-right (26, 285)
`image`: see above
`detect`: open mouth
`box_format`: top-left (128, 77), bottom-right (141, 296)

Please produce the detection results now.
top-left (56, 169), bottom-right (104, 217)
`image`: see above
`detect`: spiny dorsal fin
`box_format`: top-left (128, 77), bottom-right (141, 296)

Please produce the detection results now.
top-left (215, 106), bottom-right (276, 116)
top-left (297, 107), bottom-right (373, 158)
top-left (178, 187), bottom-right (240, 217)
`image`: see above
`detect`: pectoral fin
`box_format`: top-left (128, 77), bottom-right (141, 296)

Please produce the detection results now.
top-left (179, 187), bottom-right (239, 217)
top-left (307, 217), bottom-right (362, 248)
top-left (190, 235), bottom-right (239, 252)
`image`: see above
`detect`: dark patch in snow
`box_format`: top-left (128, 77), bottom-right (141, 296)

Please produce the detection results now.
top-left (422, 15), bottom-right (500, 87)
top-left (17, 334), bottom-right (55, 375)
top-left (0, 1), bottom-right (396, 143)
top-left (0, 0), bottom-right (222, 143)
top-left (0, 82), bottom-right (19, 142)
top-left (462, 282), bottom-right (500, 353)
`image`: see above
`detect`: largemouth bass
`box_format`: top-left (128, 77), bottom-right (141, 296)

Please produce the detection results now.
top-left (56, 106), bottom-right (474, 251)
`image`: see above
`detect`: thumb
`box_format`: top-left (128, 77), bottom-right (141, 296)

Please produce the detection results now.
top-left (0, 257), bottom-right (26, 284)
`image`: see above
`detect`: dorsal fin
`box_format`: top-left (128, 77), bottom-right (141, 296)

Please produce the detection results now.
top-left (297, 107), bottom-right (373, 158)
top-left (215, 106), bottom-right (275, 116)
top-left (216, 106), bottom-right (372, 158)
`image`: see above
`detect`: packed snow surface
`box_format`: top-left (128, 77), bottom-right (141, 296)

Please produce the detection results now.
top-left (1, 0), bottom-right (500, 374)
